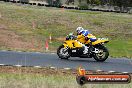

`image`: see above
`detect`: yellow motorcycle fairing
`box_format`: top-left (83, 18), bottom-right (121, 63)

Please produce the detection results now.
top-left (63, 40), bottom-right (83, 48)
top-left (92, 38), bottom-right (109, 45)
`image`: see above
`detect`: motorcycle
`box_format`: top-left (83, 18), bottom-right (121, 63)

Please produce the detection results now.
top-left (57, 33), bottom-right (109, 62)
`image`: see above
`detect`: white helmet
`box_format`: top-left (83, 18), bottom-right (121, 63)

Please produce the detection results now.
top-left (76, 27), bottom-right (84, 34)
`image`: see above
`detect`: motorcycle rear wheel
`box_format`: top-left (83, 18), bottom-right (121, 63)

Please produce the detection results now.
top-left (93, 45), bottom-right (109, 62)
top-left (57, 45), bottom-right (70, 60)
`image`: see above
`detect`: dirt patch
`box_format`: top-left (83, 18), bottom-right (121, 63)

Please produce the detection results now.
top-left (0, 66), bottom-right (131, 76)
top-left (0, 24), bottom-right (7, 29)
top-left (0, 25), bottom-right (33, 50)
top-left (0, 66), bottom-right (77, 76)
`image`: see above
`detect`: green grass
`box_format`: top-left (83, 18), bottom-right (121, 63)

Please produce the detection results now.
top-left (0, 2), bottom-right (132, 57)
top-left (107, 39), bottom-right (132, 58)
top-left (0, 73), bottom-right (132, 88)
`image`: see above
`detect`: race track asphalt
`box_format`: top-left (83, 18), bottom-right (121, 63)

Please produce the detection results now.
top-left (0, 50), bottom-right (132, 73)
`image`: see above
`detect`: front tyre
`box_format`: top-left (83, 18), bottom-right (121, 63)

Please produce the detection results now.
top-left (93, 45), bottom-right (109, 62)
top-left (57, 45), bottom-right (70, 60)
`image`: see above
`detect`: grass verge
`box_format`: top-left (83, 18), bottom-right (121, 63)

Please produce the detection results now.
top-left (0, 66), bottom-right (131, 88)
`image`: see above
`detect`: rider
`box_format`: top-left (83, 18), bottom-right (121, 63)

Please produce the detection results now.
top-left (76, 27), bottom-right (97, 54)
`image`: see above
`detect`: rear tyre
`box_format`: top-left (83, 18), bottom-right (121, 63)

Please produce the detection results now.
top-left (93, 45), bottom-right (109, 62)
top-left (57, 45), bottom-right (70, 60)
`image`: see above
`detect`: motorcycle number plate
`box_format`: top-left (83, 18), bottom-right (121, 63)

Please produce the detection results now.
top-left (72, 50), bottom-right (76, 52)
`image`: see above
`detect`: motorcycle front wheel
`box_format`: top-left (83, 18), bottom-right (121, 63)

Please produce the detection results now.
top-left (93, 45), bottom-right (109, 62)
top-left (57, 45), bottom-right (71, 60)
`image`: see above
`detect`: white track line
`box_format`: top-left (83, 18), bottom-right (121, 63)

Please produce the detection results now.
top-left (96, 69), bottom-right (102, 72)
top-left (50, 67), bottom-right (56, 69)
top-left (0, 63), bottom-right (130, 74)
top-left (122, 72), bottom-right (129, 74)
top-left (14, 65), bottom-right (22, 67)
top-left (108, 71), bottom-right (115, 73)
top-left (34, 66), bottom-right (41, 68)
top-left (64, 68), bottom-right (71, 70)
top-left (1, 50), bottom-right (7, 52)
